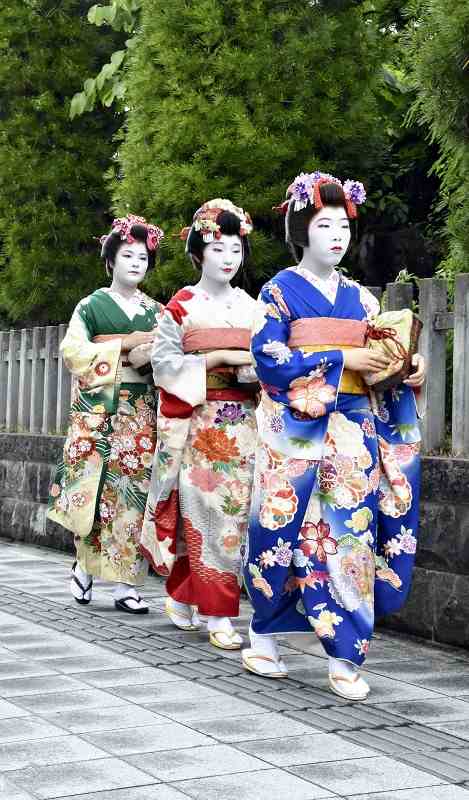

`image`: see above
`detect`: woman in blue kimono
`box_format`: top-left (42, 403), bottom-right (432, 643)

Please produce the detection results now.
top-left (243, 172), bottom-right (425, 700)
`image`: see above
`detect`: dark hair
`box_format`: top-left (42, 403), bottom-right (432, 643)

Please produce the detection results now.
top-left (101, 223), bottom-right (156, 274)
top-left (286, 182), bottom-right (349, 263)
top-left (186, 210), bottom-right (251, 268)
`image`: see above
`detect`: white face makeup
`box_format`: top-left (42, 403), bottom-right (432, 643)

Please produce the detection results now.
top-left (200, 234), bottom-right (243, 285)
top-left (112, 240), bottom-right (149, 289)
top-left (306, 204), bottom-right (351, 272)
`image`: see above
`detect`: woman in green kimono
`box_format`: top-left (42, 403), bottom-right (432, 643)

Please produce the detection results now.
top-left (48, 214), bottom-right (164, 614)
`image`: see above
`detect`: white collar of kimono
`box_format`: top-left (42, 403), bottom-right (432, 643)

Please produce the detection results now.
top-left (288, 266), bottom-right (339, 305)
top-left (102, 287), bottom-right (147, 320)
top-left (192, 283), bottom-right (242, 308)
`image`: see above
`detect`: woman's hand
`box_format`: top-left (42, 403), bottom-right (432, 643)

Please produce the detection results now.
top-left (343, 347), bottom-right (392, 374)
top-left (121, 331), bottom-right (155, 353)
top-left (404, 353), bottom-right (426, 387)
top-left (205, 349), bottom-right (252, 370)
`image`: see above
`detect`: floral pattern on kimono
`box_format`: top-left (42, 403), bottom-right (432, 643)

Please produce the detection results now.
top-left (48, 288), bottom-right (162, 585)
top-left (140, 286), bottom-right (258, 616)
top-left (244, 267), bottom-right (422, 665)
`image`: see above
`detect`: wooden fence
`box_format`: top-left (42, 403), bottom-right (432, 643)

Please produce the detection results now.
top-left (0, 275), bottom-right (468, 455)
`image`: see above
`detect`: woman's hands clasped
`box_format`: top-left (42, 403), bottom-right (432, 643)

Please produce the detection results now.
top-left (205, 349), bottom-right (253, 370)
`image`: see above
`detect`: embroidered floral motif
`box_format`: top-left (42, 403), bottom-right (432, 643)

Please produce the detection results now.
top-left (288, 372), bottom-right (337, 418)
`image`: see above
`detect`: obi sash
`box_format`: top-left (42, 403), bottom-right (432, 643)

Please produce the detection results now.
top-left (182, 327), bottom-right (251, 353)
top-left (91, 334), bottom-right (152, 383)
top-left (182, 327), bottom-right (256, 402)
top-left (288, 317), bottom-right (368, 395)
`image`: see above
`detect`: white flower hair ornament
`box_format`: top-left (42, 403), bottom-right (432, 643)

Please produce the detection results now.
top-left (178, 198), bottom-right (253, 250)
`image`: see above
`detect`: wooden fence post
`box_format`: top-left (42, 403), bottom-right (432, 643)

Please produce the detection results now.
top-left (418, 278), bottom-right (448, 453)
top-left (5, 330), bottom-right (20, 432)
top-left (0, 331), bottom-right (7, 430)
top-left (30, 327), bottom-right (46, 435)
top-left (42, 326), bottom-right (59, 435)
top-left (17, 329), bottom-right (32, 432)
top-left (56, 324), bottom-right (71, 434)
top-left (452, 274), bottom-right (469, 456)
top-left (386, 282), bottom-right (414, 311)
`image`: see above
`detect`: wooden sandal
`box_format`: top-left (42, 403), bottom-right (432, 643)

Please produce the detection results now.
top-left (209, 629), bottom-right (243, 651)
top-left (242, 648), bottom-right (288, 678)
top-left (165, 598), bottom-right (200, 631)
top-left (329, 672), bottom-right (370, 701)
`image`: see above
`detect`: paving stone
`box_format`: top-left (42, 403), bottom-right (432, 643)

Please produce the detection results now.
top-left (78, 667), bottom-right (183, 689)
top-left (0, 774), bottom-right (37, 800)
top-left (375, 698), bottom-right (469, 724)
top-left (40, 704), bottom-right (168, 734)
top-left (396, 751), bottom-right (469, 782)
top-left (0, 698), bottom-right (29, 719)
top-left (12, 688), bottom-right (132, 714)
top-left (0, 673), bottom-right (86, 698)
top-left (284, 709), bottom-right (350, 732)
top-left (8, 756), bottom-right (158, 799)
top-left (83, 721), bottom-right (213, 756)
top-left (42, 654), bottom-right (140, 673)
top-left (340, 723), bottom-right (468, 756)
top-left (173, 767), bottom-right (335, 799)
top-left (64, 788), bottom-right (188, 800)
top-left (0, 661), bottom-right (57, 680)
top-left (237, 731), bottom-right (375, 766)
top-left (0, 716), bottom-right (68, 744)
top-left (189, 711), bottom-right (319, 743)
top-left (108, 679), bottom-right (224, 705)
top-left (288, 755), bottom-right (445, 795)
top-left (146, 696), bottom-right (270, 723)
top-left (348, 787), bottom-right (469, 800)
top-left (0, 734), bottom-right (107, 771)
top-left (433, 721), bottom-right (469, 742)
top-left (126, 743), bottom-right (269, 781)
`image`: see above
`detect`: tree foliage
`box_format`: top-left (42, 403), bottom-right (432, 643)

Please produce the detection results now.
top-left (405, 0), bottom-right (469, 279)
top-left (114, 0), bottom-right (395, 301)
top-left (0, 0), bottom-right (122, 322)
top-left (70, 0), bottom-right (140, 118)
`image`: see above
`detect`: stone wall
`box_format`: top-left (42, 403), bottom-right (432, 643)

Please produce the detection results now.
top-left (0, 433), bottom-right (72, 554)
top-left (1, 433), bottom-right (468, 648)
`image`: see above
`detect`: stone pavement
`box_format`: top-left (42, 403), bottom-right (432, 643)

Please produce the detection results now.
top-left (1, 541), bottom-right (469, 800)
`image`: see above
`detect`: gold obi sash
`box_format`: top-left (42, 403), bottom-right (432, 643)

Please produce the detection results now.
top-left (288, 317), bottom-right (368, 396)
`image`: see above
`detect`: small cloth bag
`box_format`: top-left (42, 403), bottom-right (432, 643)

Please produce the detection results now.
top-left (363, 309), bottom-right (423, 392)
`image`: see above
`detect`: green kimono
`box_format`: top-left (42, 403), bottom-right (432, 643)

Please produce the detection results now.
top-left (48, 288), bottom-right (162, 585)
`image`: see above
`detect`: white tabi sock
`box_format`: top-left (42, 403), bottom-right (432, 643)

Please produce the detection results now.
top-left (249, 626), bottom-right (281, 661)
top-left (113, 583), bottom-right (148, 610)
top-left (70, 561), bottom-right (92, 601)
top-left (207, 616), bottom-right (233, 634)
top-left (169, 598), bottom-right (194, 616)
top-left (328, 656), bottom-right (358, 680)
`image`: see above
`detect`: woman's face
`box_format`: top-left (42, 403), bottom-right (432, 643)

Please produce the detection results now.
top-left (306, 204), bottom-right (351, 270)
top-left (201, 234), bottom-right (243, 284)
top-left (112, 240), bottom-right (149, 287)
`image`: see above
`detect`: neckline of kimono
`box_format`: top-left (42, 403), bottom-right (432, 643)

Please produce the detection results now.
top-left (101, 287), bottom-right (147, 321)
top-left (288, 266), bottom-right (339, 304)
top-left (191, 284), bottom-right (242, 307)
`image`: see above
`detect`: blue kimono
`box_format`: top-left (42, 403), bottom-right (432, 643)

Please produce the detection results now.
top-left (243, 266), bottom-right (421, 666)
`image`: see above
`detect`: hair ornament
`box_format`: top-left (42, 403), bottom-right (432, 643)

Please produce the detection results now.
top-left (277, 171), bottom-right (366, 219)
top-left (178, 198), bottom-right (253, 246)
top-left (99, 213), bottom-right (164, 256)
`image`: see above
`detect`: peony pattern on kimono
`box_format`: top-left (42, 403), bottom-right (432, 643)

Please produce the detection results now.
top-left (287, 370), bottom-right (337, 418)
top-left (378, 437), bottom-right (414, 518)
top-left (259, 474), bottom-right (299, 531)
top-left (327, 536), bottom-right (375, 612)
top-left (308, 604), bottom-right (344, 639)
top-left (383, 525), bottom-right (417, 558)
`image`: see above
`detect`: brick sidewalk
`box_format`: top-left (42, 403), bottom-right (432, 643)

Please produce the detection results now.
top-left (1, 539), bottom-right (469, 800)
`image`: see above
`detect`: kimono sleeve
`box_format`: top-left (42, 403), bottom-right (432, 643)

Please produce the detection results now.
top-left (60, 299), bottom-right (121, 389)
top-left (250, 282), bottom-right (344, 416)
top-left (152, 308), bottom-right (206, 408)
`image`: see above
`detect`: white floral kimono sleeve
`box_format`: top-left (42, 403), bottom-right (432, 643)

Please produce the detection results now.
top-left (61, 301), bottom-right (121, 389)
top-left (152, 309), bottom-right (206, 408)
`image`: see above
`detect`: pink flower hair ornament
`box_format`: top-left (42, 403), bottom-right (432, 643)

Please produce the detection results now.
top-left (99, 213), bottom-right (164, 256)
top-left (178, 198), bottom-right (253, 247)
top-left (273, 171), bottom-right (366, 220)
